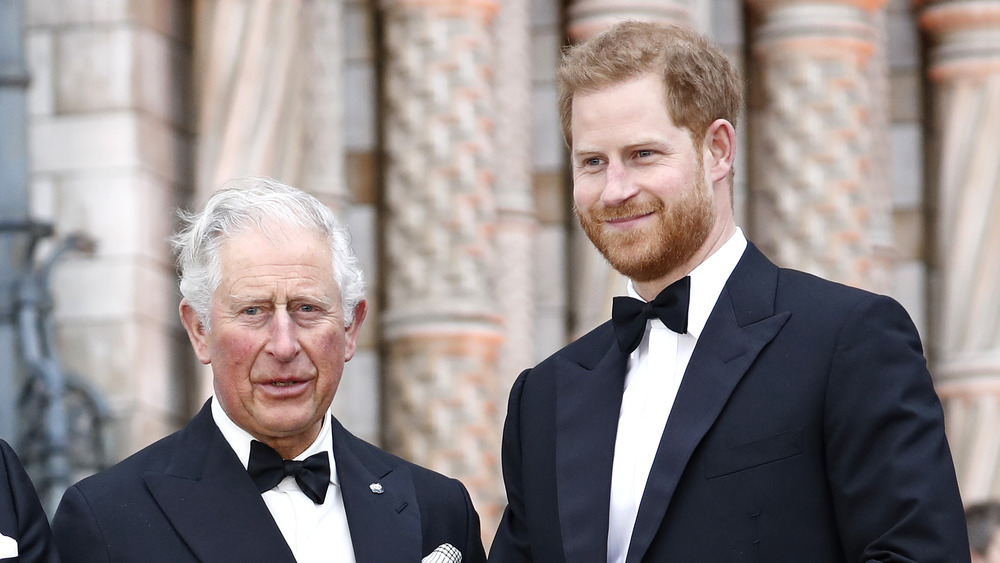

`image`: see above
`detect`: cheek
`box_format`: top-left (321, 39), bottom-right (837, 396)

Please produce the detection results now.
top-left (315, 337), bottom-right (346, 366)
top-left (213, 330), bottom-right (261, 366)
top-left (307, 333), bottom-right (348, 373)
top-left (573, 180), bottom-right (600, 208)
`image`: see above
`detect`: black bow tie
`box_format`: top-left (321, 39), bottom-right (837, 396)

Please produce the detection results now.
top-left (247, 440), bottom-right (330, 504)
top-left (612, 276), bottom-right (691, 354)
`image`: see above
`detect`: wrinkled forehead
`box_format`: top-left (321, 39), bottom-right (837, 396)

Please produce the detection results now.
top-left (217, 225), bottom-right (331, 274)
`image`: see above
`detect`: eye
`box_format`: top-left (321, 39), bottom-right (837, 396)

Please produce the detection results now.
top-left (294, 302), bottom-right (329, 316)
top-left (579, 156), bottom-right (606, 169)
top-left (243, 306), bottom-right (260, 316)
top-left (636, 149), bottom-right (653, 158)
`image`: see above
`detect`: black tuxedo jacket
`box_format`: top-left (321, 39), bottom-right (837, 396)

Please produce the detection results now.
top-left (1, 440), bottom-right (59, 563)
top-left (52, 401), bottom-right (486, 562)
top-left (490, 244), bottom-right (968, 562)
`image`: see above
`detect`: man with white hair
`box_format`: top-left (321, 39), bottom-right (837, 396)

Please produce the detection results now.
top-left (52, 178), bottom-right (486, 563)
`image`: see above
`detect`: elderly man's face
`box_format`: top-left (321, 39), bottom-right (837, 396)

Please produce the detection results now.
top-left (180, 226), bottom-right (365, 459)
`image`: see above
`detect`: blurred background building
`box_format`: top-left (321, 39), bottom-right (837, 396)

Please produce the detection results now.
top-left (1, 0), bottom-right (999, 545)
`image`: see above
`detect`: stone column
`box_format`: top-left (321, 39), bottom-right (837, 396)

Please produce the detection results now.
top-left (492, 0), bottom-right (536, 418)
top-left (867, 9), bottom-right (896, 294)
top-left (564, 0), bottom-right (693, 337)
top-left (195, 0), bottom-right (346, 211)
top-left (300, 0), bottom-right (348, 213)
top-left (193, 0), bottom-right (306, 198)
top-left (25, 0), bottom-right (193, 459)
top-left (919, 0), bottom-right (1000, 501)
top-left (747, 0), bottom-right (893, 293)
top-left (566, 0), bottom-right (693, 40)
top-left (379, 0), bottom-right (505, 538)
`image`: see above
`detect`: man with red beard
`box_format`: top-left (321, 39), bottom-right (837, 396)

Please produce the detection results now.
top-left (489, 21), bottom-right (968, 562)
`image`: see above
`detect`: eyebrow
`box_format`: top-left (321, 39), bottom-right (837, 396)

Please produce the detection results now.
top-left (226, 292), bottom-right (334, 307)
top-left (571, 149), bottom-right (603, 162)
top-left (573, 138), bottom-right (670, 158)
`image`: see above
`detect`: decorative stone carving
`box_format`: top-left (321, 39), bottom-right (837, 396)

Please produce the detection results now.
top-left (492, 0), bottom-right (537, 423)
top-left (920, 0), bottom-right (1000, 500)
top-left (748, 0), bottom-right (891, 292)
top-left (567, 0), bottom-right (692, 41)
top-left (379, 0), bottom-right (505, 535)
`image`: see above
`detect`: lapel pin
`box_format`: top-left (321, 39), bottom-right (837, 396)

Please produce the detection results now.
top-left (369, 482), bottom-right (384, 494)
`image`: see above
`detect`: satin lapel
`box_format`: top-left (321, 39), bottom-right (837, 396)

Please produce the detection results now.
top-left (556, 331), bottom-right (628, 563)
top-left (625, 245), bottom-right (790, 563)
top-left (144, 402), bottom-right (296, 563)
top-left (332, 417), bottom-right (421, 563)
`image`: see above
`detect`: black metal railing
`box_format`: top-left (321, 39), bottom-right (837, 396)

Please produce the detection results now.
top-left (0, 219), bottom-right (112, 514)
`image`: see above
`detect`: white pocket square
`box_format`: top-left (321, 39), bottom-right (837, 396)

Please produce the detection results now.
top-left (0, 532), bottom-right (18, 558)
top-left (421, 542), bottom-right (461, 563)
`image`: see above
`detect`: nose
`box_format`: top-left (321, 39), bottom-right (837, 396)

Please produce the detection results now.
top-left (266, 309), bottom-right (301, 361)
top-left (601, 160), bottom-right (637, 206)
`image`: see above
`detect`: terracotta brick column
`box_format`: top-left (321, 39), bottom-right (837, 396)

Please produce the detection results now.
top-left (378, 0), bottom-right (505, 538)
top-left (492, 0), bottom-right (537, 421)
top-left (566, 0), bottom-right (693, 41)
top-left (746, 0), bottom-right (893, 292)
top-left (920, 0), bottom-right (1000, 501)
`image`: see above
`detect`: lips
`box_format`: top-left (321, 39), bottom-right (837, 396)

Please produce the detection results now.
top-left (595, 202), bottom-right (659, 224)
top-left (607, 212), bottom-right (653, 223)
top-left (602, 211), bottom-right (656, 231)
top-left (257, 377), bottom-right (313, 397)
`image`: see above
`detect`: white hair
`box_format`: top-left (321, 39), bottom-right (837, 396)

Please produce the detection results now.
top-left (171, 177), bottom-right (365, 331)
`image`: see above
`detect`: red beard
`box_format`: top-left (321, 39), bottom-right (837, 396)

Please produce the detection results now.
top-left (576, 174), bottom-right (715, 282)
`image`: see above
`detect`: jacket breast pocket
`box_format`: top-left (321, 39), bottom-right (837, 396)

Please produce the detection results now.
top-left (705, 428), bottom-right (803, 479)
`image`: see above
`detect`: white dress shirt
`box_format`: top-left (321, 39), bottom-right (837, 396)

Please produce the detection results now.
top-left (607, 228), bottom-right (748, 563)
top-left (212, 398), bottom-right (356, 563)
top-left (0, 532), bottom-right (16, 558)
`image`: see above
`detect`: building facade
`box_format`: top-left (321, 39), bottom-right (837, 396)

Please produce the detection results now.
top-left (9, 0), bottom-right (1000, 540)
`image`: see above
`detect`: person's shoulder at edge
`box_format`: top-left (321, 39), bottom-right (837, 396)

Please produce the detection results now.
top-left (0, 439), bottom-right (61, 563)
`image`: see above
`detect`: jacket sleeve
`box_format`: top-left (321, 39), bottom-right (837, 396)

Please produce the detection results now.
top-left (457, 478), bottom-right (487, 563)
top-left (51, 484), bottom-right (111, 563)
top-left (823, 294), bottom-right (969, 562)
top-left (489, 370), bottom-right (533, 562)
top-left (0, 440), bottom-right (60, 563)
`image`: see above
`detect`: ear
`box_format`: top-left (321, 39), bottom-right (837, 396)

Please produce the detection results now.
top-left (343, 299), bottom-right (368, 362)
top-left (703, 118), bottom-right (736, 183)
top-left (179, 299), bottom-right (212, 365)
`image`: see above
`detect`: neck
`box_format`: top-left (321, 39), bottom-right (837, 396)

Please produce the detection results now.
top-left (255, 423), bottom-right (323, 460)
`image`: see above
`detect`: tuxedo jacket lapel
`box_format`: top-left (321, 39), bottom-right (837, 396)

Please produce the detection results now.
top-left (332, 417), bottom-right (422, 563)
top-left (555, 332), bottom-right (629, 563)
top-left (626, 244), bottom-right (790, 563)
top-left (144, 403), bottom-right (296, 563)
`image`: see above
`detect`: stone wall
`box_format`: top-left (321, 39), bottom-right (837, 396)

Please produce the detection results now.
top-left (25, 0), bottom-right (195, 459)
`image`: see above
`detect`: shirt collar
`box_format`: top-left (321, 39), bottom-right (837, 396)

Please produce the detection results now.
top-left (626, 227), bottom-right (747, 339)
top-left (211, 396), bottom-right (339, 486)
